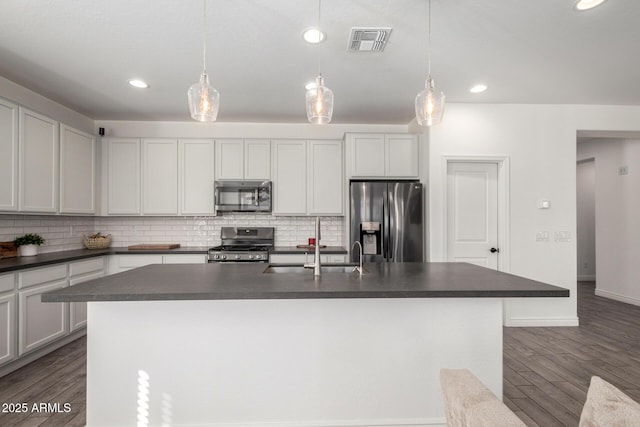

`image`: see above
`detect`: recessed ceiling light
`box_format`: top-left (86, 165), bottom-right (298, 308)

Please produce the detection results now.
top-left (128, 79), bottom-right (149, 89)
top-left (574, 0), bottom-right (607, 11)
top-left (469, 84), bottom-right (488, 94)
top-left (302, 27), bottom-right (325, 44)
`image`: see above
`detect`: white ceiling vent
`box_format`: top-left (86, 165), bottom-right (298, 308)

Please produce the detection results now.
top-left (348, 27), bottom-right (392, 52)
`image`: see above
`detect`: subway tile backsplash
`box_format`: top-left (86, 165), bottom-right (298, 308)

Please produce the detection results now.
top-left (0, 214), bottom-right (345, 253)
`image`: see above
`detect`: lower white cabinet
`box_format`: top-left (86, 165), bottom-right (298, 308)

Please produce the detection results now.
top-left (0, 292), bottom-right (16, 366)
top-left (18, 279), bottom-right (69, 356)
top-left (162, 254), bottom-right (207, 264)
top-left (109, 254), bottom-right (206, 274)
top-left (69, 257), bottom-right (105, 332)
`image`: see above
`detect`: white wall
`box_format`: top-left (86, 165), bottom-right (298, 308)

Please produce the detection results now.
top-left (577, 138), bottom-right (640, 305)
top-left (425, 104), bottom-right (640, 326)
top-left (0, 75), bottom-right (93, 133)
top-left (576, 159), bottom-right (596, 281)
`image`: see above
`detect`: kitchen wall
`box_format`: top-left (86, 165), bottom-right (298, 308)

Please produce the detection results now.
top-left (0, 214), bottom-right (344, 252)
top-left (423, 103), bottom-right (640, 327)
top-left (577, 138), bottom-right (640, 306)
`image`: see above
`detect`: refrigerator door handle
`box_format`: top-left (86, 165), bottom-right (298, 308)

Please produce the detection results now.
top-left (382, 189), bottom-right (389, 261)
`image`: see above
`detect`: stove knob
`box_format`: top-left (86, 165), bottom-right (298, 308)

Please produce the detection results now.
top-left (235, 255), bottom-right (241, 260)
top-left (249, 255), bottom-right (254, 260)
top-left (213, 254), bottom-right (219, 260)
top-left (221, 255), bottom-right (227, 260)
top-left (255, 254), bottom-right (262, 259)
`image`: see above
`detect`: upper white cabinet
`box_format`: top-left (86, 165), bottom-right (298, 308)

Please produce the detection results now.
top-left (272, 139), bottom-right (344, 216)
top-left (272, 140), bottom-right (307, 214)
top-left (307, 140), bottom-right (343, 215)
top-left (215, 139), bottom-right (270, 180)
top-left (107, 138), bottom-right (141, 215)
top-left (18, 107), bottom-right (59, 212)
top-left (179, 139), bottom-right (215, 215)
top-left (142, 139), bottom-right (178, 215)
top-left (0, 98), bottom-right (18, 211)
top-left (347, 133), bottom-right (419, 178)
top-left (60, 125), bottom-right (95, 214)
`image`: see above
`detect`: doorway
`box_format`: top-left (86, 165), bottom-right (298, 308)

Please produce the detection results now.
top-left (443, 157), bottom-right (510, 272)
top-left (576, 159), bottom-right (596, 281)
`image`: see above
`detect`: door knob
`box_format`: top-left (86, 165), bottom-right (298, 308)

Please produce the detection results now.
top-left (490, 247), bottom-right (499, 253)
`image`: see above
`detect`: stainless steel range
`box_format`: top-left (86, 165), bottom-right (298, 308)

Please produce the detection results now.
top-left (208, 227), bottom-right (274, 263)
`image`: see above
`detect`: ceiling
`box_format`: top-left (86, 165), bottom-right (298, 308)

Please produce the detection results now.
top-left (1, 0), bottom-right (638, 124)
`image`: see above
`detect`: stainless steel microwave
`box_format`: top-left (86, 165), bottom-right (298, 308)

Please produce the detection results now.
top-left (214, 180), bottom-right (272, 213)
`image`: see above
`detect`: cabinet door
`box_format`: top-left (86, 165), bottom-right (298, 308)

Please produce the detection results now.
top-left (60, 124), bottom-right (95, 214)
top-left (0, 98), bottom-right (18, 211)
top-left (272, 140), bottom-right (306, 215)
top-left (179, 139), bottom-right (215, 215)
top-left (244, 139), bottom-right (271, 179)
top-left (162, 254), bottom-right (207, 264)
top-left (18, 107), bottom-right (59, 212)
top-left (143, 139), bottom-right (178, 214)
top-left (308, 140), bottom-right (343, 215)
top-left (349, 134), bottom-right (385, 177)
top-left (107, 139), bottom-right (141, 214)
top-left (69, 271), bottom-right (103, 332)
top-left (18, 280), bottom-right (69, 355)
top-left (215, 139), bottom-right (244, 179)
top-left (0, 293), bottom-right (16, 366)
top-left (385, 134), bottom-right (419, 177)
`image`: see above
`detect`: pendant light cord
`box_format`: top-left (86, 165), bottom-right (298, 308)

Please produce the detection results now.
top-left (202, 0), bottom-right (207, 74)
top-left (427, 0), bottom-right (432, 78)
top-left (317, 0), bottom-right (322, 76)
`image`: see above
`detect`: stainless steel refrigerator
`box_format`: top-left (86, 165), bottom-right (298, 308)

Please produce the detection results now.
top-left (350, 180), bottom-right (424, 263)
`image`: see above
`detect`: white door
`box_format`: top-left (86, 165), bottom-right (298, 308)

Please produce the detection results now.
top-left (447, 162), bottom-right (499, 269)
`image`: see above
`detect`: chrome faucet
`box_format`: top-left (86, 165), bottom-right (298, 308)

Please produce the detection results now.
top-left (351, 240), bottom-right (364, 275)
top-left (303, 217), bottom-right (322, 276)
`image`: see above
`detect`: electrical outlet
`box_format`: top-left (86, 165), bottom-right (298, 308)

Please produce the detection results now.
top-left (619, 166), bottom-right (629, 175)
top-left (554, 231), bottom-right (572, 243)
top-left (536, 231), bottom-right (550, 242)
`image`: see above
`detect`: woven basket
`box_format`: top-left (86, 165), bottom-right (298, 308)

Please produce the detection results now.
top-left (83, 235), bottom-right (112, 249)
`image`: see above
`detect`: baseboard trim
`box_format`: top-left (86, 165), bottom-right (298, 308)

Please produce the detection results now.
top-left (205, 419), bottom-right (445, 427)
top-left (505, 317), bottom-right (579, 327)
top-left (595, 289), bottom-right (640, 307)
top-left (577, 275), bottom-right (596, 281)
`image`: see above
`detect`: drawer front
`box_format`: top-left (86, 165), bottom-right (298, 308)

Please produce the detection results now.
top-left (117, 255), bottom-right (163, 268)
top-left (162, 255), bottom-right (206, 264)
top-left (18, 264), bottom-right (67, 289)
top-left (0, 273), bottom-right (15, 293)
top-left (69, 257), bottom-right (105, 277)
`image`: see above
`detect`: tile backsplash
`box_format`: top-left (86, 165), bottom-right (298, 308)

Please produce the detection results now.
top-left (0, 214), bottom-right (345, 253)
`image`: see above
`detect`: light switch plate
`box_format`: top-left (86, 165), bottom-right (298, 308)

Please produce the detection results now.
top-left (538, 199), bottom-right (551, 209)
top-left (536, 231), bottom-right (550, 242)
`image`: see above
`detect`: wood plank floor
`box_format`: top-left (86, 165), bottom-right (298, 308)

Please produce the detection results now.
top-left (1, 282), bottom-right (638, 426)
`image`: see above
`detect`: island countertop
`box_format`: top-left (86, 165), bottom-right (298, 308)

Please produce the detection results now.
top-left (42, 262), bottom-right (569, 302)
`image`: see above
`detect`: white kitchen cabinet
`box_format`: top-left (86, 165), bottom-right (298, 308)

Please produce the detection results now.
top-left (215, 139), bottom-right (270, 180)
top-left (307, 140), bottom-right (343, 215)
top-left (18, 279), bottom-right (68, 356)
top-left (0, 292), bottom-right (16, 366)
top-left (347, 133), bottom-right (419, 178)
top-left (271, 140), bottom-right (307, 214)
top-left (69, 258), bottom-right (105, 332)
top-left (143, 139), bottom-right (178, 214)
top-left (108, 254), bottom-right (205, 274)
top-left (60, 124), bottom-right (96, 214)
top-left (269, 254), bottom-right (347, 264)
top-left (162, 254), bottom-right (207, 264)
top-left (107, 138), bottom-right (141, 214)
top-left (0, 98), bottom-right (18, 211)
top-left (179, 139), bottom-right (215, 215)
top-left (18, 107), bottom-right (59, 212)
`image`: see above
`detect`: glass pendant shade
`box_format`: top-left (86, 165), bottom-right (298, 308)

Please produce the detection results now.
top-left (306, 75), bottom-right (334, 124)
top-left (415, 76), bottom-right (445, 126)
top-left (188, 72), bottom-right (220, 122)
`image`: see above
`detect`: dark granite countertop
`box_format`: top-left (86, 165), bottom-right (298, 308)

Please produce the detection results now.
top-left (42, 262), bottom-right (569, 302)
top-left (271, 246), bottom-right (347, 255)
top-left (0, 247), bottom-right (208, 273)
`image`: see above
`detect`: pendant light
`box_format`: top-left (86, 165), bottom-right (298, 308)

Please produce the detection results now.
top-left (305, 0), bottom-right (334, 124)
top-left (415, 0), bottom-right (445, 126)
top-left (188, 0), bottom-right (220, 122)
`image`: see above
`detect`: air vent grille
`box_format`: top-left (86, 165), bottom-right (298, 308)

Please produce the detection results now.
top-left (348, 27), bottom-right (392, 52)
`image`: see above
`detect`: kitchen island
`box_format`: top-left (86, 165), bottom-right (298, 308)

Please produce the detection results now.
top-left (43, 262), bottom-right (568, 427)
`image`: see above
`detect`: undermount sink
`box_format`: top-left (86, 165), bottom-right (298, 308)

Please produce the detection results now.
top-left (263, 264), bottom-right (366, 274)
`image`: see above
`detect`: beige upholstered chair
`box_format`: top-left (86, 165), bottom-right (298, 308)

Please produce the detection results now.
top-left (440, 368), bottom-right (526, 426)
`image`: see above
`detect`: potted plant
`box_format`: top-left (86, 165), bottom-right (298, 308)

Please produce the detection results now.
top-left (13, 233), bottom-right (45, 257)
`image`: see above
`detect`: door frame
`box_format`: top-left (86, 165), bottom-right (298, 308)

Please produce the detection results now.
top-left (442, 155), bottom-right (511, 272)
